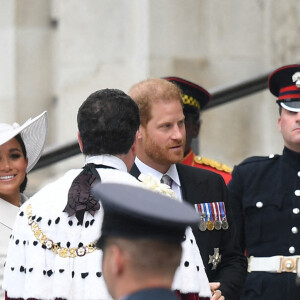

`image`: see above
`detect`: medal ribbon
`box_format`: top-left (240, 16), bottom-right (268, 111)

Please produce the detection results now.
top-left (216, 202), bottom-right (221, 222)
top-left (208, 203), bottom-right (214, 222)
top-left (212, 202), bottom-right (217, 223)
top-left (219, 201), bottom-right (225, 220)
top-left (205, 203), bottom-right (210, 222)
top-left (221, 202), bottom-right (227, 216)
top-left (200, 203), bottom-right (207, 221)
top-left (194, 204), bottom-right (202, 214)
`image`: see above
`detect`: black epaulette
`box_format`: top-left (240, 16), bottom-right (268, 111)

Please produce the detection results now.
top-left (238, 154), bottom-right (280, 166)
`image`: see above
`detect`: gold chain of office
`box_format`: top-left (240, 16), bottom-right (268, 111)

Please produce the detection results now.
top-left (26, 204), bottom-right (98, 258)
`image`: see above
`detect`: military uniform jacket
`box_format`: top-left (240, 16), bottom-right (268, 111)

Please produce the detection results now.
top-left (130, 163), bottom-right (247, 300)
top-left (228, 147), bottom-right (300, 299)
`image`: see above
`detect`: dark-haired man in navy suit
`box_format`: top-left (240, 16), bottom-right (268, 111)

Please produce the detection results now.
top-left (128, 78), bottom-right (247, 300)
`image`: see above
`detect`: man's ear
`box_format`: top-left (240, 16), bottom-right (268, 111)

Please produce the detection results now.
top-left (136, 126), bottom-right (143, 140)
top-left (278, 116), bottom-right (282, 133)
top-left (77, 131), bottom-right (83, 153)
top-left (131, 132), bottom-right (139, 156)
top-left (111, 245), bottom-right (125, 276)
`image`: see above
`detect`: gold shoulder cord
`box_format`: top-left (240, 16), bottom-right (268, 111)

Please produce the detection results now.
top-left (194, 156), bottom-right (232, 173)
top-left (26, 204), bottom-right (98, 258)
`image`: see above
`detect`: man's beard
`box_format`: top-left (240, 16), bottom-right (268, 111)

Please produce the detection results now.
top-left (144, 135), bottom-right (185, 167)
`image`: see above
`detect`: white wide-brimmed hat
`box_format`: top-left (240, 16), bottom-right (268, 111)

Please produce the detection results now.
top-left (0, 111), bottom-right (48, 172)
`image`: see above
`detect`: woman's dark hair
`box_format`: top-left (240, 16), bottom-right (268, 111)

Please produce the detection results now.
top-left (14, 134), bottom-right (28, 193)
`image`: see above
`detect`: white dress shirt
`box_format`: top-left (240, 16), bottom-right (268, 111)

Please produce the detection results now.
top-left (135, 157), bottom-right (183, 201)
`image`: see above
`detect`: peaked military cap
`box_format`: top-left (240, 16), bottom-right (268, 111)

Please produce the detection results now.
top-left (269, 64), bottom-right (300, 112)
top-left (92, 183), bottom-right (200, 248)
top-left (164, 76), bottom-right (210, 112)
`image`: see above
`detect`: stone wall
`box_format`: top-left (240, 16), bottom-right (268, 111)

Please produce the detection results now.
top-left (1, 0), bottom-right (300, 194)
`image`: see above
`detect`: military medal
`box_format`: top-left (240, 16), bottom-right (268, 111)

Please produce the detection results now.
top-left (222, 218), bottom-right (229, 230)
top-left (212, 202), bottom-right (222, 230)
top-left (194, 204), bottom-right (207, 231)
top-left (199, 214), bottom-right (207, 231)
top-left (208, 248), bottom-right (222, 270)
top-left (214, 219), bottom-right (222, 230)
top-left (205, 203), bottom-right (214, 231)
top-left (200, 204), bottom-right (208, 231)
top-left (220, 202), bottom-right (229, 230)
top-left (206, 220), bottom-right (214, 231)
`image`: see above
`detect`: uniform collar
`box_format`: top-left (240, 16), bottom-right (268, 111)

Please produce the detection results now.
top-left (282, 147), bottom-right (300, 165)
top-left (181, 149), bottom-right (195, 165)
top-left (85, 154), bottom-right (128, 172)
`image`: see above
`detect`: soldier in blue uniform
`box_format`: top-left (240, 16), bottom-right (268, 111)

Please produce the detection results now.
top-left (228, 64), bottom-right (300, 299)
top-left (93, 183), bottom-right (201, 300)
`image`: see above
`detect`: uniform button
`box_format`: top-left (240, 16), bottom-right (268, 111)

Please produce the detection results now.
top-left (293, 208), bottom-right (300, 214)
top-left (256, 201), bottom-right (263, 208)
top-left (289, 246), bottom-right (295, 254)
top-left (295, 190), bottom-right (300, 196)
top-left (292, 227), bottom-right (298, 234)
top-left (269, 154), bottom-right (274, 158)
top-left (298, 171), bottom-right (300, 177)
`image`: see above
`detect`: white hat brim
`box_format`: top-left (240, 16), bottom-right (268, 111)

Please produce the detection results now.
top-left (280, 102), bottom-right (300, 113)
top-left (0, 111), bottom-right (48, 172)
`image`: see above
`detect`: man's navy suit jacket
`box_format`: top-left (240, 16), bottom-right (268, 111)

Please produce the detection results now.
top-left (130, 163), bottom-right (247, 300)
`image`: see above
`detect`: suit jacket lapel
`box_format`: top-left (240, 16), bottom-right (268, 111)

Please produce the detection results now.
top-left (177, 165), bottom-right (188, 201)
top-left (176, 163), bottom-right (205, 204)
top-left (130, 163), bottom-right (141, 179)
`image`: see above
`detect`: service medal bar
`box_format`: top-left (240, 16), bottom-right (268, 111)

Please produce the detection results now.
top-left (194, 202), bottom-right (228, 231)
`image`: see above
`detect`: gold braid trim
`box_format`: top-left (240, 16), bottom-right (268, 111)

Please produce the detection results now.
top-left (194, 156), bottom-right (232, 173)
top-left (182, 94), bottom-right (200, 110)
top-left (26, 204), bottom-right (98, 258)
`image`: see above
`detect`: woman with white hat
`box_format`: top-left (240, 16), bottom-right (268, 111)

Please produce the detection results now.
top-left (0, 111), bottom-right (48, 299)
